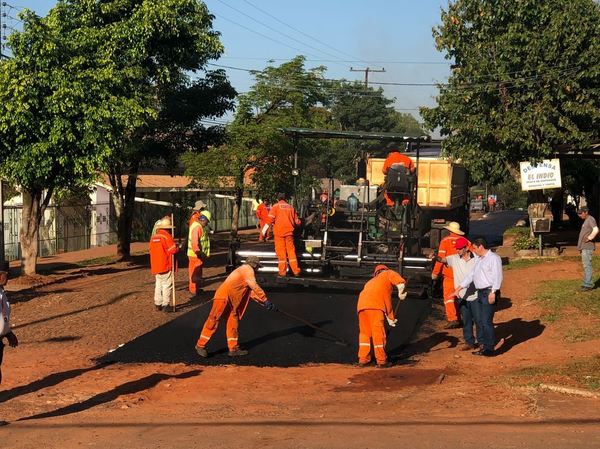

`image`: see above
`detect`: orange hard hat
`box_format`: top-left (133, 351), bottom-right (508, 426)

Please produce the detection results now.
top-left (373, 264), bottom-right (389, 275)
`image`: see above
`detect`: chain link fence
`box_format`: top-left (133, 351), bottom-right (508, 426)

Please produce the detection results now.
top-left (2, 193), bottom-right (257, 262)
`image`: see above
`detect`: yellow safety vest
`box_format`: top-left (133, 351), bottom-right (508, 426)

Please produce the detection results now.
top-left (187, 221), bottom-right (210, 258)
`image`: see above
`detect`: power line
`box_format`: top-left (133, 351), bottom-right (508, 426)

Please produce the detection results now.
top-left (221, 56), bottom-right (451, 65)
top-left (241, 0), bottom-right (370, 67)
top-left (215, 0), bottom-right (352, 68)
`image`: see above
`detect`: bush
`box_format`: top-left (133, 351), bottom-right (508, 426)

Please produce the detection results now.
top-left (513, 234), bottom-right (539, 251)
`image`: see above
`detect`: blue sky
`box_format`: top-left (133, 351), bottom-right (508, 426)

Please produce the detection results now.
top-left (14, 1), bottom-right (452, 123)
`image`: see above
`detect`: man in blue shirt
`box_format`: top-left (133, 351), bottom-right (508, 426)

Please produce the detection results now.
top-left (454, 238), bottom-right (503, 357)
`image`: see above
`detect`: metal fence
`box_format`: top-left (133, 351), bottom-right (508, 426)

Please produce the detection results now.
top-left (2, 194), bottom-right (257, 262)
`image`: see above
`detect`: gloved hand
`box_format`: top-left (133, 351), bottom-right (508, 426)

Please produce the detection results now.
top-left (431, 274), bottom-right (438, 281)
top-left (263, 300), bottom-right (276, 311)
top-left (398, 291), bottom-right (408, 300)
top-left (397, 283), bottom-right (407, 300)
top-left (386, 317), bottom-right (397, 327)
top-left (6, 331), bottom-right (18, 347)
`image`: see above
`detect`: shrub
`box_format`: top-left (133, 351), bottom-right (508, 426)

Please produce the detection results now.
top-left (513, 234), bottom-right (539, 251)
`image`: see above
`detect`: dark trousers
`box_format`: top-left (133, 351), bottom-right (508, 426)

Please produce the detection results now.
top-left (459, 299), bottom-right (482, 347)
top-left (0, 340), bottom-right (4, 384)
top-left (476, 288), bottom-right (496, 351)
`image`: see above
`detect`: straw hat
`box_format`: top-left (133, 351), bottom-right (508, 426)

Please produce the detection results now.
top-left (443, 221), bottom-right (464, 235)
top-left (193, 200), bottom-right (207, 211)
top-left (155, 216), bottom-right (174, 229)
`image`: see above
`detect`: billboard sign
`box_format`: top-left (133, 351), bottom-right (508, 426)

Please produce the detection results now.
top-left (520, 159), bottom-right (562, 191)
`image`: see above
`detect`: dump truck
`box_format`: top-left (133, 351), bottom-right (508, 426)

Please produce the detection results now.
top-left (229, 128), bottom-right (469, 295)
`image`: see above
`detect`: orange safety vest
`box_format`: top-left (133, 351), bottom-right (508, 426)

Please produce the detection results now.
top-left (214, 264), bottom-right (268, 318)
top-left (149, 229), bottom-right (178, 275)
top-left (357, 270), bottom-right (406, 319)
top-left (268, 200), bottom-right (301, 237)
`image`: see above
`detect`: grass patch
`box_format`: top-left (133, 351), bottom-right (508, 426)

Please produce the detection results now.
top-left (509, 356), bottom-right (600, 391)
top-left (536, 278), bottom-right (600, 323)
top-left (503, 226), bottom-right (529, 236)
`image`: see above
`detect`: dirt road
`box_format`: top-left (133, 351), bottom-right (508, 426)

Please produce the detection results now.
top-left (0, 240), bottom-right (598, 448)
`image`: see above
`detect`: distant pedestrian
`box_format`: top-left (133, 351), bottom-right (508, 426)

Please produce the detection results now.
top-left (195, 256), bottom-right (276, 358)
top-left (149, 216), bottom-right (179, 312)
top-left (357, 264), bottom-right (407, 368)
top-left (0, 261), bottom-right (18, 384)
top-left (454, 238), bottom-right (502, 357)
top-left (577, 207), bottom-right (598, 291)
top-left (437, 237), bottom-right (481, 351)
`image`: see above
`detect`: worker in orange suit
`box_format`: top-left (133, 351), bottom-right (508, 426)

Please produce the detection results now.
top-left (382, 147), bottom-right (415, 207)
top-left (432, 221), bottom-right (469, 329)
top-left (149, 216), bottom-right (179, 312)
top-left (187, 211), bottom-right (211, 298)
top-left (256, 199), bottom-right (271, 242)
top-left (266, 192), bottom-right (302, 277)
top-left (195, 256), bottom-right (276, 358)
top-left (357, 264), bottom-right (408, 368)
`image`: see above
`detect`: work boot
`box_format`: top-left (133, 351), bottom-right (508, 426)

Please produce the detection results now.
top-left (376, 362), bottom-right (392, 368)
top-left (195, 346), bottom-right (208, 358)
top-left (228, 348), bottom-right (249, 357)
top-left (445, 321), bottom-right (461, 329)
top-left (155, 304), bottom-right (163, 312)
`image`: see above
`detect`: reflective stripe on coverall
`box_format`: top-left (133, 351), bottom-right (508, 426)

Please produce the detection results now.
top-left (268, 200), bottom-right (301, 276)
top-left (357, 270), bottom-right (405, 365)
top-left (433, 234), bottom-right (469, 322)
top-left (196, 265), bottom-right (268, 350)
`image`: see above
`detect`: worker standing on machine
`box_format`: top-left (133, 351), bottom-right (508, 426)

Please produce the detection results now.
top-left (382, 146), bottom-right (416, 207)
top-left (266, 192), bottom-right (302, 277)
top-left (357, 264), bottom-right (408, 368)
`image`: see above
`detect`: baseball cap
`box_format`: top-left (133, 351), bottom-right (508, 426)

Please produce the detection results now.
top-left (455, 237), bottom-right (469, 250)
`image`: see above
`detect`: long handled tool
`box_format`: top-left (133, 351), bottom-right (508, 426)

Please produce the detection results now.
top-left (274, 306), bottom-right (349, 347)
top-left (171, 212), bottom-right (177, 312)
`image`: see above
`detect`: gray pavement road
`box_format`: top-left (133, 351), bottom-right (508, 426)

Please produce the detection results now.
top-left (468, 210), bottom-right (528, 246)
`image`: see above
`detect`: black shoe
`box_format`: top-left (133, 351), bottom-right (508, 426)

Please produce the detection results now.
top-left (228, 348), bottom-right (249, 357)
top-left (155, 304), bottom-right (163, 312)
top-left (195, 346), bottom-right (208, 358)
top-left (376, 362), bottom-right (392, 368)
top-left (445, 321), bottom-right (461, 329)
top-left (472, 349), bottom-right (494, 357)
top-left (163, 305), bottom-right (172, 313)
top-left (580, 286), bottom-right (593, 291)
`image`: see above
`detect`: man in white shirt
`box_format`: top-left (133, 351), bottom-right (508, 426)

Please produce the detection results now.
top-left (454, 238), bottom-right (503, 357)
top-left (443, 237), bottom-right (481, 351)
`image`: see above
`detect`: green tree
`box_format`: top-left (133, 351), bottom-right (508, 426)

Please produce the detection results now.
top-left (422, 0), bottom-right (600, 184)
top-left (0, 4), bottom-right (149, 274)
top-left (184, 56), bottom-right (330, 236)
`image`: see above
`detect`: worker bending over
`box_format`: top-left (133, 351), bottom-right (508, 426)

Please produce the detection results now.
top-left (357, 264), bottom-right (408, 368)
top-left (266, 192), bottom-right (302, 277)
top-left (195, 256), bottom-right (276, 358)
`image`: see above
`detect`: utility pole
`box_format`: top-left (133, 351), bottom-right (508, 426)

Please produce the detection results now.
top-left (350, 67), bottom-right (385, 88)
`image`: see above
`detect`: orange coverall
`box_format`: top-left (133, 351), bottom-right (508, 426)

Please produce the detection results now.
top-left (432, 233), bottom-right (470, 322)
top-left (187, 220), bottom-right (206, 294)
top-left (268, 200), bottom-right (302, 276)
top-left (256, 202), bottom-right (270, 241)
top-left (196, 264), bottom-right (268, 351)
top-left (357, 270), bottom-right (405, 365)
top-left (382, 152), bottom-right (415, 206)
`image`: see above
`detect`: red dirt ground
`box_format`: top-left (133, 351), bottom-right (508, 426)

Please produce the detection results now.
top-left (0, 242), bottom-right (598, 448)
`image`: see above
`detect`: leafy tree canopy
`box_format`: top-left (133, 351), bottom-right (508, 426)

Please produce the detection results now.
top-left (422, 0), bottom-right (600, 184)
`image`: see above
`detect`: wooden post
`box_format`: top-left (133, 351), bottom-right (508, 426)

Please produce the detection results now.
top-left (171, 213), bottom-right (176, 312)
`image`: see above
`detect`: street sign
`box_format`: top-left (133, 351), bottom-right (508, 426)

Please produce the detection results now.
top-left (519, 159), bottom-right (562, 191)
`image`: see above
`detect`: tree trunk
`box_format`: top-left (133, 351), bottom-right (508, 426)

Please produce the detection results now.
top-left (231, 185), bottom-right (243, 239)
top-left (108, 164), bottom-right (139, 261)
top-left (20, 188), bottom-right (53, 275)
